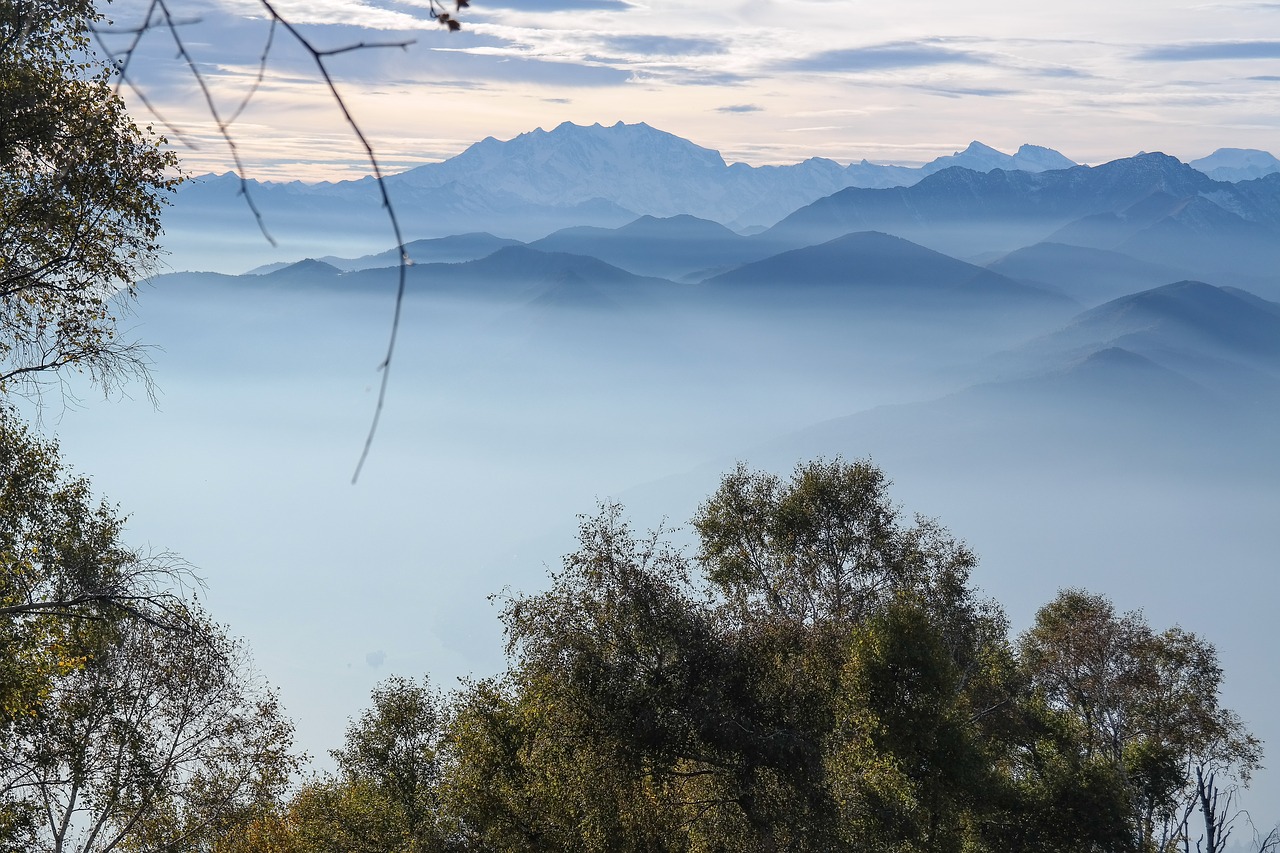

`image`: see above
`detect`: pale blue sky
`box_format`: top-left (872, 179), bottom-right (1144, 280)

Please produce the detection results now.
top-left (107, 0), bottom-right (1280, 180)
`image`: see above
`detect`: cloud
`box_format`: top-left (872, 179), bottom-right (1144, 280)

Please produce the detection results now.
top-left (913, 85), bottom-right (1020, 98)
top-left (425, 49), bottom-right (632, 85)
top-left (1249, 74), bottom-right (1280, 80)
top-left (1191, 1), bottom-right (1280, 8)
top-left (365, 650), bottom-right (386, 668)
top-left (481, 0), bottom-right (632, 10)
top-left (220, 0), bottom-right (433, 29)
top-left (1027, 65), bottom-right (1095, 79)
top-left (1135, 40), bottom-right (1280, 61)
top-left (603, 35), bottom-right (727, 56)
top-left (781, 41), bottom-right (992, 73)
top-left (717, 104), bottom-right (762, 113)
top-left (650, 69), bottom-right (752, 86)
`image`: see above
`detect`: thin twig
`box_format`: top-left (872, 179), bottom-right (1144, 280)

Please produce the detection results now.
top-left (155, 0), bottom-right (276, 245)
top-left (91, 0), bottom-right (198, 147)
top-left (253, 0), bottom-right (413, 483)
top-left (226, 17), bottom-right (277, 127)
top-left (315, 39), bottom-right (414, 58)
top-left (95, 0), bottom-right (448, 481)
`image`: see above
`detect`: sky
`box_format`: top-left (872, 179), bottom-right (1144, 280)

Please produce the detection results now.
top-left (24, 0), bottom-right (1274, 835)
top-left (70, 0), bottom-right (1280, 834)
top-left (101, 0), bottom-right (1280, 181)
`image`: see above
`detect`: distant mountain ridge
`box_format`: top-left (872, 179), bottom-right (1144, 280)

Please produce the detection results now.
top-left (1188, 148), bottom-right (1280, 182)
top-left (385, 125), bottom-right (1079, 228)
top-left (160, 122), bottom-right (1280, 283)
top-left (162, 122), bottom-right (1082, 272)
top-left (762, 153), bottom-right (1280, 291)
top-left (706, 231), bottom-right (1067, 305)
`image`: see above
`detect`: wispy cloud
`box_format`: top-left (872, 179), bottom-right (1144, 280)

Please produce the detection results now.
top-left (781, 42), bottom-right (992, 73)
top-left (1135, 40), bottom-right (1280, 60)
top-left (913, 85), bottom-right (1021, 98)
top-left (425, 48), bottom-right (632, 85)
top-left (716, 103), bottom-right (762, 113)
top-left (603, 34), bottom-right (727, 56)
top-left (1190, 1), bottom-right (1280, 9)
top-left (1026, 65), bottom-right (1095, 79)
top-left (633, 67), bottom-right (752, 86)
top-left (480, 0), bottom-right (633, 10)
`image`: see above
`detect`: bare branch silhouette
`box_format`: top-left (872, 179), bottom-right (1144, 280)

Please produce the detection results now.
top-left (91, 0), bottom-right (472, 481)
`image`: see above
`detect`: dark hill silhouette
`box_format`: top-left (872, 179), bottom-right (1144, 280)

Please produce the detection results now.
top-left (984, 242), bottom-right (1188, 305)
top-left (705, 231), bottom-right (1072, 314)
top-left (529, 215), bottom-right (767, 279)
top-left (328, 233), bottom-right (526, 271)
top-left (1000, 345), bottom-right (1213, 407)
top-left (760, 153), bottom-right (1280, 262)
top-left (978, 281), bottom-right (1280, 403)
top-left (261, 258), bottom-right (343, 284)
top-left (339, 245), bottom-right (677, 305)
top-left (457, 245), bottom-right (671, 287)
top-left (1050, 281), bottom-right (1280, 362)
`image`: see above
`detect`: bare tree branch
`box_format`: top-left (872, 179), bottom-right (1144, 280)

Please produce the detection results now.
top-left (91, 0), bottom-right (472, 481)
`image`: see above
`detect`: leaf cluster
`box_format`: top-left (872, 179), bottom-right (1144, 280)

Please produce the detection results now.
top-left (1, 0), bottom-right (180, 399)
top-left (0, 409), bottom-right (302, 853)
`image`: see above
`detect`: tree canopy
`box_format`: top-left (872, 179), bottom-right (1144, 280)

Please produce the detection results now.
top-left (255, 458), bottom-right (1267, 853)
top-left (0, 409), bottom-right (302, 853)
top-left (0, 0), bottom-right (179, 397)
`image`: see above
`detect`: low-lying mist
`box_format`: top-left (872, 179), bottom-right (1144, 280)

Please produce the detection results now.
top-left (28, 238), bottom-right (1280, 829)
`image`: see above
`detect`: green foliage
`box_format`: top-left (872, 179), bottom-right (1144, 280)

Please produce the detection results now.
top-left (0, 409), bottom-right (301, 853)
top-left (445, 508), bottom-right (707, 851)
top-left (693, 458), bottom-right (903, 626)
top-left (292, 676), bottom-right (455, 853)
top-left (433, 460), bottom-right (1022, 851)
top-left (826, 594), bottom-right (992, 852)
top-left (1020, 589), bottom-right (1261, 852)
top-left (1, 407), bottom-right (144, 727)
top-left (1, 0), bottom-right (180, 395)
top-left (279, 459), bottom-right (1264, 853)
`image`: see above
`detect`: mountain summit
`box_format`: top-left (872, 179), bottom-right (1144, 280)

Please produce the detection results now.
top-left (922, 141), bottom-right (1076, 175)
top-left (1188, 148), bottom-right (1280, 182)
top-left (384, 122), bottom-right (1076, 229)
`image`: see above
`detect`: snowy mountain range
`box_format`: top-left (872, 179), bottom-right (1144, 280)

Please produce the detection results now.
top-left (160, 121), bottom-right (1280, 276)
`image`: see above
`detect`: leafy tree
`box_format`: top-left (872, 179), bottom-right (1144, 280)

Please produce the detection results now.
top-left (0, 0), bottom-right (179, 397)
top-left (313, 460), bottom-right (1265, 853)
top-left (291, 676), bottom-right (455, 853)
top-left (826, 593), bottom-right (997, 852)
top-left (445, 460), bottom-right (1022, 851)
top-left (4, 615), bottom-right (299, 853)
top-left (445, 508), bottom-right (704, 851)
top-left (0, 409), bottom-right (197, 728)
top-left (0, 410), bottom-right (301, 852)
top-left (693, 460), bottom-right (1013, 849)
top-left (693, 459), bottom-right (904, 628)
top-left (1020, 590), bottom-right (1261, 853)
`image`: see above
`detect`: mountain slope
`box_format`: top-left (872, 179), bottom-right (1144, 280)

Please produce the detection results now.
top-left (763, 153), bottom-right (1280, 269)
top-left (1189, 148), bottom-right (1280, 182)
top-left (162, 123), bottom-right (1082, 273)
top-left (528, 214), bottom-right (770, 279)
top-left (338, 245), bottom-right (678, 306)
top-left (705, 231), bottom-right (1073, 317)
top-left (984, 242), bottom-right (1189, 305)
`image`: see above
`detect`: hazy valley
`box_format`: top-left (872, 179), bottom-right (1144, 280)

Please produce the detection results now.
top-left (35, 122), bottom-right (1280, 838)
